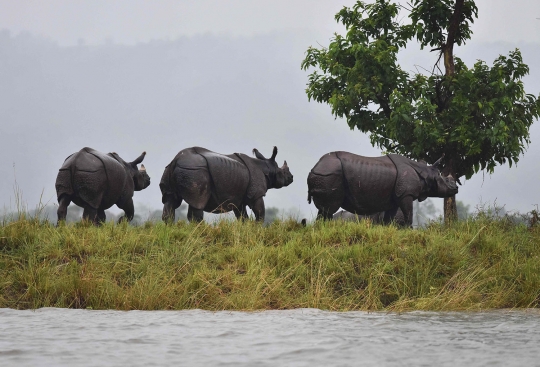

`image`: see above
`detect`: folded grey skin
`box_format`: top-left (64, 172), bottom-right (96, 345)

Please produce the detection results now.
top-left (160, 146), bottom-right (293, 223)
top-left (307, 151), bottom-right (457, 227)
top-left (56, 147), bottom-right (150, 224)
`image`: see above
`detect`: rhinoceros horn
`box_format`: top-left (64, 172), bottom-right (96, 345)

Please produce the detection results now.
top-left (131, 151), bottom-right (146, 165)
top-left (270, 146), bottom-right (277, 162)
top-left (140, 164), bottom-right (146, 171)
top-left (253, 148), bottom-right (266, 160)
top-left (432, 154), bottom-right (445, 168)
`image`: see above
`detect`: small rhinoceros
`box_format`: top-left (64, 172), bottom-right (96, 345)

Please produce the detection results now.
top-left (333, 209), bottom-right (406, 226)
top-left (160, 146), bottom-right (293, 222)
top-left (55, 147), bottom-right (151, 225)
top-left (307, 152), bottom-right (458, 227)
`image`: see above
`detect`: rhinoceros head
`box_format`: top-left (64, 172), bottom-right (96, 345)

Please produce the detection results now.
top-left (252, 146), bottom-right (293, 189)
top-left (129, 152), bottom-right (151, 191)
top-left (422, 155), bottom-right (458, 199)
top-left (435, 173), bottom-right (459, 196)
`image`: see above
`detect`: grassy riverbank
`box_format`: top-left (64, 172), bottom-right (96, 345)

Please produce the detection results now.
top-left (1, 215), bottom-right (539, 311)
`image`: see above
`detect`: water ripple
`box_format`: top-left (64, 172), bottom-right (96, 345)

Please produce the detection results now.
top-left (0, 308), bottom-right (539, 366)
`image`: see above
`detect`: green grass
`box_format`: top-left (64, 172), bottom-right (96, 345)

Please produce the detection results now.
top-left (1, 215), bottom-right (539, 311)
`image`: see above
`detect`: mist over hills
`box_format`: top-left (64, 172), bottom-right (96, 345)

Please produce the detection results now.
top-left (1, 29), bottom-right (539, 219)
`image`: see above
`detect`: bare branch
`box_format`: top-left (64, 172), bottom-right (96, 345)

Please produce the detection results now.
top-left (414, 64), bottom-right (436, 76)
top-left (397, 3), bottom-right (413, 12)
top-left (432, 51), bottom-right (444, 75)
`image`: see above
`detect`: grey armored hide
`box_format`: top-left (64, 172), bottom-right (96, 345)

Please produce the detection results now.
top-left (56, 147), bottom-right (130, 210)
top-left (387, 154), bottom-right (432, 202)
top-left (309, 151), bottom-right (397, 214)
top-left (308, 151), bottom-right (458, 226)
top-left (160, 147), bottom-right (267, 212)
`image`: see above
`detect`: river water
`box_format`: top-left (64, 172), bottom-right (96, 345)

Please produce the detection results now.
top-left (0, 308), bottom-right (539, 366)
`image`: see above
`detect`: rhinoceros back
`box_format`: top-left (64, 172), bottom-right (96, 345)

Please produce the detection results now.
top-left (56, 148), bottom-right (127, 209)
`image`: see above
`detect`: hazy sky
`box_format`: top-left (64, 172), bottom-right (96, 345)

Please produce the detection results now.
top-left (2, 0), bottom-right (540, 45)
top-left (1, 1), bottom-right (540, 220)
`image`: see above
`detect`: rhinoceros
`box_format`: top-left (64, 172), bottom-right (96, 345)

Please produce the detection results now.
top-left (307, 152), bottom-right (458, 227)
top-left (55, 147), bottom-right (151, 225)
top-left (160, 146), bottom-right (293, 222)
top-left (333, 209), bottom-right (406, 226)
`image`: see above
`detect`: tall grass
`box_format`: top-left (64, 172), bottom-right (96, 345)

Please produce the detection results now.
top-left (1, 214), bottom-right (539, 311)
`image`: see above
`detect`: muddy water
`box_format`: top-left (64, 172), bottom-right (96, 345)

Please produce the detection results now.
top-left (1, 308), bottom-right (539, 366)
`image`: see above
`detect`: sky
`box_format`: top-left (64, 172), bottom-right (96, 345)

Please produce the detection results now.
top-left (1, 0), bottom-right (540, 45)
top-left (1, 0), bottom-right (540, 221)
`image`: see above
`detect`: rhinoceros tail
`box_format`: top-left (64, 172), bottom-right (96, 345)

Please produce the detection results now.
top-left (307, 191), bottom-right (312, 204)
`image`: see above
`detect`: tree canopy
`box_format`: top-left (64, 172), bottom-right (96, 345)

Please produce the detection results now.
top-left (301, 0), bottom-right (540, 218)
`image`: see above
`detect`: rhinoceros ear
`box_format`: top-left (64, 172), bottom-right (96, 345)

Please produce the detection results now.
top-left (283, 160), bottom-right (288, 168)
top-left (140, 164), bottom-right (146, 172)
top-left (131, 151), bottom-right (146, 165)
top-left (253, 148), bottom-right (266, 160)
top-left (270, 146), bottom-right (277, 161)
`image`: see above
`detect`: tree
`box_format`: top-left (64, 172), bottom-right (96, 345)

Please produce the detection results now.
top-left (301, 0), bottom-right (540, 221)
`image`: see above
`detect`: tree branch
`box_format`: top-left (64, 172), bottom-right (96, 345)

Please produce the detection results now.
top-left (443, 0), bottom-right (464, 76)
top-left (376, 94), bottom-right (392, 118)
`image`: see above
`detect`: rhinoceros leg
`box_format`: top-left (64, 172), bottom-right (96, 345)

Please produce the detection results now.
top-left (249, 197), bottom-right (265, 222)
top-left (117, 199), bottom-right (135, 223)
top-left (233, 205), bottom-right (249, 220)
top-left (397, 196), bottom-right (414, 228)
top-left (161, 200), bottom-right (182, 223)
top-left (57, 195), bottom-right (71, 225)
top-left (97, 210), bottom-right (106, 224)
top-left (310, 184), bottom-right (344, 220)
top-left (187, 205), bottom-right (204, 223)
top-left (82, 206), bottom-right (99, 225)
top-left (382, 207), bottom-right (399, 225)
top-left (162, 195), bottom-right (182, 223)
top-left (316, 209), bottom-right (335, 221)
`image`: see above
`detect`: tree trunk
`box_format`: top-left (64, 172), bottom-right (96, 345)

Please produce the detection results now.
top-left (444, 196), bottom-right (458, 224)
top-left (442, 157), bottom-right (458, 223)
top-left (440, 0), bottom-right (464, 222)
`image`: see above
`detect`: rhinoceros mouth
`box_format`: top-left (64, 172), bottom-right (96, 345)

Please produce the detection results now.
top-left (447, 182), bottom-right (459, 192)
top-left (444, 184), bottom-right (459, 195)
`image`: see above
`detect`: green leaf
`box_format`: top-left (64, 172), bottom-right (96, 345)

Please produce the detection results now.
top-left (302, 0), bottom-right (538, 192)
